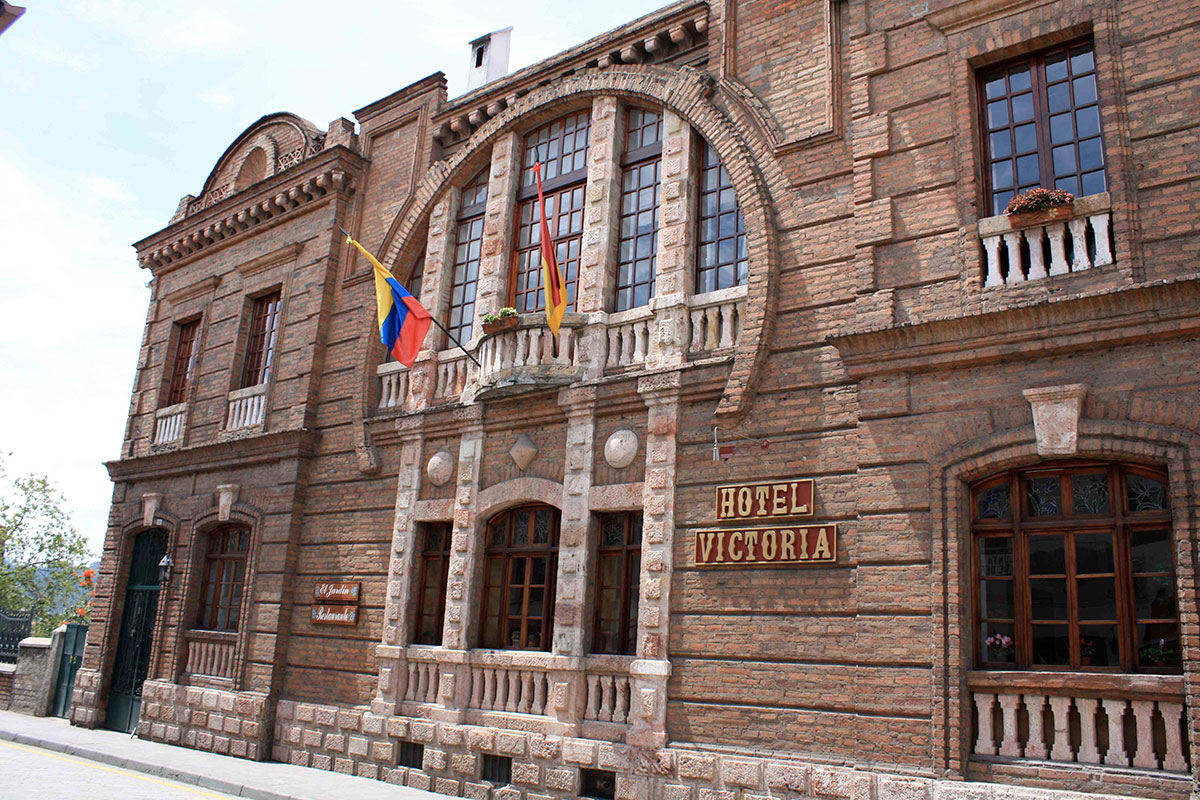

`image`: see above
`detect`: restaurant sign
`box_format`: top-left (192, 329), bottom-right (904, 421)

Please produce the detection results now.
top-left (311, 604), bottom-right (359, 625)
top-left (694, 524), bottom-right (837, 566)
top-left (314, 581), bottom-right (361, 603)
top-left (716, 479), bottom-right (814, 521)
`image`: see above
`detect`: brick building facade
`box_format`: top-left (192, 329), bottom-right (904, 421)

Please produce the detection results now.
top-left (74, 1), bottom-right (1200, 799)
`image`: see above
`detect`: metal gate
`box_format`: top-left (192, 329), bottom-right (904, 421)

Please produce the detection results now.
top-left (51, 623), bottom-right (87, 717)
top-left (0, 608), bottom-right (32, 664)
top-left (105, 529), bottom-right (167, 733)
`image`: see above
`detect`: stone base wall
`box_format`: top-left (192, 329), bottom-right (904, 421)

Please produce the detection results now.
top-left (11, 635), bottom-right (61, 716)
top-left (270, 701), bottom-right (1190, 800)
top-left (138, 679), bottom-right (271, 760)
top-left (0, 664), bottom-right (13, 710)
top-left (69, 668), bottom-right (102, 727)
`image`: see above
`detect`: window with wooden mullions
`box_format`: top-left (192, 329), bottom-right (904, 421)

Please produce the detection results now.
top-left (696, 140), bottom-right (747, 294)
top-left (480, 505), bottom-right (559, 651)
top-left (979, 40), bottom-right (1107, 216)
top-left (615, 108), bottom-right (662, 312)
top-left (413, 522), bottom-right (451, 646)
top-left (240, 292), bottom-right (280, 388)
top-left (198, 527), bottom-right (250, 632)
top-left (447, 169), bottom-right (488, 343)
top-left (593, 512), bottom-right (641, 656)
top-left (165, 319), bottom-right (200, 406)
top-left (972, 463), bottom-right (1178, 672)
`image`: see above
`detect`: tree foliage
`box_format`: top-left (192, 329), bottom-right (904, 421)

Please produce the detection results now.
top-left (0, 456), bottom-right (91, 636)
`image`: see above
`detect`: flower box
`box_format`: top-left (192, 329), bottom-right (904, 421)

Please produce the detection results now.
top-left (482, 315), bottom-right (519, 336)
top-left (1007, 204), bottom-right (1074, 229)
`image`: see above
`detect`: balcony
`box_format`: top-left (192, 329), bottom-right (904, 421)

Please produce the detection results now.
top-left (979, 193), bottom-right (1113, 288)
top-left (153, 402), bottom-right (187, 445)
top-left (474, 312), bottom-right (586, 400)
top-left (969, 671), bottom-right (1188, 774)
top-left (182, 630), bottom-right (237, 683)
top-left (376, 361), bottom-right (409, 411)
top-left (225, 384), bottom-right (267, 430)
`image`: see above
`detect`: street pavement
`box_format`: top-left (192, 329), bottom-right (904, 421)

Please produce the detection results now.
top-left (0, 710), bottom-right (437, 800)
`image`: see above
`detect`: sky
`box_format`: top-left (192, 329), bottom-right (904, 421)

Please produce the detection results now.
top-left (0, 0), bottom-right (667, 555)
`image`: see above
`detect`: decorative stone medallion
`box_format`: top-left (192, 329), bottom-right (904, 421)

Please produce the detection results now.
top-left (510, 433), bottom-right (539, 470)
top-left (426, 450), bottom-right (454, 487)
top-left (604, 429), bottom-right (640, 469)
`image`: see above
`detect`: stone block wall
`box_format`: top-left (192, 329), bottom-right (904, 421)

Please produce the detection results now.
top-left (0, 664), bottom-right (13, 710)
top-left (137, 679), bottom-right (271, 760)
top-left (11, 634), bottom-right (62, 716)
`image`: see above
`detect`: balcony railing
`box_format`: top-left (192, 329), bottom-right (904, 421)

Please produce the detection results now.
top-left (376, 361), bottom-right (409, 411)
top-left (979, 193), bottom-right (1113, 288)
top-left (475, 312), bottom-right (585, 399)
top-left (225, 384), bottom-right (267, 430)
top-left (182, 630), bottom-right (237, 681)
top-left (403, 648), bottom-right (440, 705)
top-left (153, 402), bottom-right (187, 445)
top-left (582, 655), bottom-right (635, 726)
top-left (969, 671), bottom-right (1188, 773)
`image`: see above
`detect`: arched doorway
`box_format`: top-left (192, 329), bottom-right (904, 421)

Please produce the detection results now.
top-left (105, 528), bottom-right (167, 732)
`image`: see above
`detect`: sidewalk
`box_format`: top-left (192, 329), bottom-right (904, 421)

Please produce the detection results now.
top-left (0, 710), bottom-right (437, 800)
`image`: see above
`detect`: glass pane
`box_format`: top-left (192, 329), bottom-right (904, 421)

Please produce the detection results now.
top-left (1071, 47), bottom-right (1094, 73)
top-left (1076, 106), bottom-right (1101, 138)
top-left (1031, 624), bottom-right (1070, 665)
top-left (510, 558), bottom-right (526, 583)
top-left (531, 556), bottom-right (547, 585)
top-left (533, 509), bottom-right (551, 544)
top-left (989, 130), bottom-right (1012, 159)
top-left (1029, 578), bottom-right (1068, 620)
top-left (1071, 474), bottom-right (1111, 515)
top-left (1074, 532), bottom-right (1114, 573)
top-left (1050, 112), bottom-right (1074, 145)
top-left (1011, 93), bottom-right (1034, 123)
top-left (1079, 624), bottom-right (1117, 667)
top-left (1017, 154), bottom-right (1039, 185)
top-left (1053, 144), bottom-right (1077, 175)
top-left (1028, 534), bottom-right (1066, 573)
top-left (602, 515), bottom-right (625, 547)
top-left (980, 579), bottom-right (1014, 619)
top-left (985, 75), bottom-right (1007, 99)
top-left (1131, 529), bottom-right (1172, 573)
top-left (1008, 68), bottom-right (1031, 93)
top-left (979, 536), bottom-right (1013, 577)
top-left (527, 587), bottom-right (544, 617)
top-left (524, 622), bottom-right (542, 649)
top-left (1045, 52), bottom-right (1068, 82)
top-left (1081, 170), bottom-right (1106, 197)
top-left (508, 586), bottom-right (524, 616)
top-left (1014, 123), bottom-right (1037, 154)
top-left (1076, 577), bottom-right (1116, 620)
top-left (1026, 477), bottom-right (1062, 517)
top-left (1079, 137), bottom-right (1104, 171)
top-left (991, 160), bottom-right (1013, 190)
top-left (1047, 82), bottom-right (1072, 113)
top-left (987, 100), bottom-right (1009, 128)
top-left (1073, 75), bottom-right (1098, 105)
top-left (1054, 176), bottom-right (1080, 196)
top-left (981, 622), bottom-right (1016, 664)
top-left (1134, 575), bottom-right (1176, 619)
top-left (1126, 474), bottom-right (1167, 511)
top-left (1136, 623), bottom-right (1180, 668)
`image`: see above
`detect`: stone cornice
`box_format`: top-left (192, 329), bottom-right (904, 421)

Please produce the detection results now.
top-left (163, 275), bottom-right (220, 305)
top-left (925, 0), bottom-right (1058, 34)
top-left (827, 277), bottom-right (1200, 379)
top-left (106, 429), bottom-right (318, 482)
top-left (134, 146), bottom-right (367, 274)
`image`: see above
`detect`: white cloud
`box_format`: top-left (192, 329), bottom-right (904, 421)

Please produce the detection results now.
top-left (64, 0), bottom-right (244, 60)
top-left (11, 36), bottom-right (96, 72)
top-left (82, 175), bottom-right (135, 204)
top-left (197, 87), bottom-right (235, 110)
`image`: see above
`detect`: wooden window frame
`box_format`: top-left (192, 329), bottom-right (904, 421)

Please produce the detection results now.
top-left (239, 291), bottom-right (281, 388)
top-left (614, 108), bottom-right (663, 313)
top-left (695, 139), bottom-right (747, 294)
top-left (413, 522), bottom-right (451, 646)
top-left (480, 504), bottom-right (560, 651)
top-left (971, 462), bottom-right (1178, 673)
top-left (977, 38), bottom-right (1108, 216)
top-left (447, 169), bottom-right (488, 343)
top-left (198, 527), bottom-right (250, 633)
top-left (165, 318), bottom-right (200, 406)
top-left (592, 512), bottom-right (642, 656)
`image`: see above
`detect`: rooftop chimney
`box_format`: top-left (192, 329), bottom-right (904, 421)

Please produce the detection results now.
top-left (466, 28), bottom-right (512, 92)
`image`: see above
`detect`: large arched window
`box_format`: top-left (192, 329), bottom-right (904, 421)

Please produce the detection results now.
top-left (480, 505), bottom-right (560, 651)
top-left (972, 462), bottom-right (1178, 672)
top-left (448, 169), bottom-right (488, 342)
top-left (198, 527), bottom-right (250, 632)
top-left (615, 108), bottom-right (662, 312)
top-left (695, 140), bottom-right (747, 294)
top-left (512, 111), bottom-right (590, 313)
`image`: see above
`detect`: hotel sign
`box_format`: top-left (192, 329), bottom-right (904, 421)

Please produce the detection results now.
top-left (695, 525), bottom-right (837, 566)
top-left (716, 479), bottom-right (814, 521)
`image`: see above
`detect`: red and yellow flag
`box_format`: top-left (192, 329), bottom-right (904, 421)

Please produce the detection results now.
top-left (533, 162), bottom-right (567, 337)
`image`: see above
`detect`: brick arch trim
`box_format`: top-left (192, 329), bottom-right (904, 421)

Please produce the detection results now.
top-left (378, 66), bottom-right (785, 418)
top-left (475, 477), bottom-right (563, 521)
top-left (927, 418), bottom-right (1200, 776)
top-left (198, 111), bottom-right (321, 198)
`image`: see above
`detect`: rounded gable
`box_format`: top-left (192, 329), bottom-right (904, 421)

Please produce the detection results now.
top-left (193, 112), bottom-right (324, 210)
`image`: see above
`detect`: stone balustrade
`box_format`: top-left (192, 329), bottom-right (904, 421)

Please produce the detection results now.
top-left (183, 630), bottom-right (237, 680)
top-left (583, 656), bottom-right (635, 726)
top-left (686, 286), bottom-right (744, 356)
top-left (153, 402), bottom-right (187, 444)
top-left (469, 662), bottom-right (552, 716)
top-left (474, 312), bottom-right (586, 399)
top-left (403, 651), bottom-right (440, 705)
top-left (969, 672), bottom-right (1187, 773)
top-left (979, 193), bottom-right (1114, 288)
top-left (376, 361), bottom-right (409, 411)
top-left (434, 353), bottom-right (471, 402)
top-left (605, 308), bottom-right (654, 370)
top-left (226, 384), bottom-right (267, 430)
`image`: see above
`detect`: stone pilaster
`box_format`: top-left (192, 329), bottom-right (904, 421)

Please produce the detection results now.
top-left (374, 416), bottom-right (425, 713)
top-left (474, 131), bottom-right (521, 342)
top-left (578, 97), bottom-right (623, 314)
top-left (409, 187), bottom-right (461, 408)
top-left (630, 372), bottom-right (680, 747)
top-left (555, 385), bottom-right (598, 657)
top-left (648, 110), bottom-right (696, 370)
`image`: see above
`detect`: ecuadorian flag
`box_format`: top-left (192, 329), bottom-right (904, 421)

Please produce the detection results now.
top-left (345, 233), bottom-right (432, 367)
top-left (533, 162), bottom-right (568, 338)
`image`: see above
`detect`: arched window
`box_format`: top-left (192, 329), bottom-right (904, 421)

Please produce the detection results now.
top-left (234, 148), bottom-right (268, 192)
top-left (615, 108), bottom-right (662, 312)
top-left (512, 111), bottom-right (590, 313)
top-left (695, 140), bottom-right (747, 293)
top-left (198, 527), bottom-right (250, 632)
top-left (480, 505), bottom-right (560, 651)
top-left (448, 169), bottom-right (488, 342)
top-left (973, 463), bottom-right (1177, 671)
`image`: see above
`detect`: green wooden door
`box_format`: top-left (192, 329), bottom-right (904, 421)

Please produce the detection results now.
top-left (105, 529), bottom-right (166, 733)
top-left (51, 622), bottom-right (87, 717)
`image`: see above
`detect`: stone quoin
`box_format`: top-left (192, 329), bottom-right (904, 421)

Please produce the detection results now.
top-left (74, 2), bottom-right (1200, 800)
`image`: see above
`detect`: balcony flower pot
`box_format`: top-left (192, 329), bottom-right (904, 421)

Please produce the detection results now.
top-left (482, 315), bottom-right (519, 336)
top-left (1004, 188), bottom-right (1075, 228)
top-left (1007, 204), bottom-right (1074, 229)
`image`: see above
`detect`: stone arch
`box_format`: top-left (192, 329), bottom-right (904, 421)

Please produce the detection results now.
top-left (927, 418), bottom-right (1200, 777)
top-left (378, 67), bottom-right (787, 418)
top-left (475, 477), bottom-right (563, 520)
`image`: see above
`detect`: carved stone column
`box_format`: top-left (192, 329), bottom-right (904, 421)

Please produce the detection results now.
top-left (649, 109), bottom-right (696, 370)
top-left (474, 131), bottom-right (521, 342)
top-left (409, 188), bottom-right (462, 408)
top-left (578, 96), bottom-right (623, 314)
top-left (629, 372), bottom-right (680, 747)
top-left (373, 416), bottom-right (425, 714)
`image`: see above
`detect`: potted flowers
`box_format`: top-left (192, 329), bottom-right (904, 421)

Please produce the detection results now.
top-left (985, 631), bottom-right (1015, 663)
top-left (1004, 187), bottom-right (1075, 228)
top-left (481, 307), bottom-right (519, 335)
top-left (1139, 639), bottom-right (1178, 668)
top-left (1080, 636), bottom-right (1097, 667)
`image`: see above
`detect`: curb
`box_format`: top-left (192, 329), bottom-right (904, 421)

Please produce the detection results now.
top-left (0, 728), bottom-right (299, 800)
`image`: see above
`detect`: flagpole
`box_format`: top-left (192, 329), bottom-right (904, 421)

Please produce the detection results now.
top-left (339, 226), bottom-right (482, 369)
